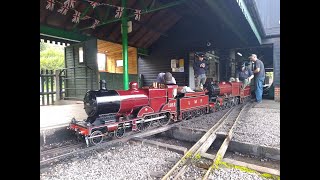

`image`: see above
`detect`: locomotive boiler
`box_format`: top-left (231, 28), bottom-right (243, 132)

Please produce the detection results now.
top-left (84, 81), bottom-right (149, 123)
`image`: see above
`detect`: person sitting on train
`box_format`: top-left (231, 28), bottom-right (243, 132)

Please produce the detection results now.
top-left (156, 72), bottom-right (176, 85)
top-left (236, 62), bottom-right (254, 89)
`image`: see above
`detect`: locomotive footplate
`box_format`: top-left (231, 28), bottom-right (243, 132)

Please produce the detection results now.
top-left (69, 114), bottom-right (168, 146)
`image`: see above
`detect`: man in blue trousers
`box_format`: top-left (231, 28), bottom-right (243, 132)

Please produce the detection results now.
top-left (249, 54), bottom-right (265, 103)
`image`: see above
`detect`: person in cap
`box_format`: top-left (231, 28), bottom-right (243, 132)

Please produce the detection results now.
top-left (193, 52), bottom-right (208, 91)
top-left (236, 62), bottom-right (254, 89)
top-left (249, 54), bottom-right (265, 103)
top-left (156, 72), bottom-right (176, 85)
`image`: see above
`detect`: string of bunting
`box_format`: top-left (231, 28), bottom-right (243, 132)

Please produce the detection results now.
top-left (45, 0), bottom-right (143, 29)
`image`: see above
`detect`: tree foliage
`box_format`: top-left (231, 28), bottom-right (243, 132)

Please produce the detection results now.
top-left (40, 42), bottom-right (65, 70)
top-left (40, 42), bottom-right (48, 51)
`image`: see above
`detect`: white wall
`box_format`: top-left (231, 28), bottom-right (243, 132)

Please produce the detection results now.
top-left (189, 52), bottom-right (195, 89)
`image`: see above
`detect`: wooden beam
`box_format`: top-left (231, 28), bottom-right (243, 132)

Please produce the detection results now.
top-left (223, 158), bottom-right (280, 176)
top-left (200, 153), bottom-right (280, 176)
top-left (201, 152), bottom-right (215, 160)
top-left (132, 137), bottom-right (188, 155)
top-left (72, 0), bottom-right (95, 31)
top-left (197, 134), bottom-right (217, 154)
top-left (176, 126), bottom-right (207, 133)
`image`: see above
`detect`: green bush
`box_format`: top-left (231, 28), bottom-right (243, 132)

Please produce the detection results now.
top-left (40, 42), bottom-right (64, 70)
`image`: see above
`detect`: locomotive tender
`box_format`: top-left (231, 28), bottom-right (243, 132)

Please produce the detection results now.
top-left (69, 80), bottom-right (251, 146)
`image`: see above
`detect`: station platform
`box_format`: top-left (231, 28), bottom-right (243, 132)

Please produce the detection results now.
top-left (40, 100), bottom-right (87, 130)
top-left (253, 99), bottom-right (280, 110)
top-left (231, 99), bottom-right (280, 160)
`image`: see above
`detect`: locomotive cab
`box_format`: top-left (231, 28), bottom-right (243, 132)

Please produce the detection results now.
top-left (166, 84), bottom-right (178, 99)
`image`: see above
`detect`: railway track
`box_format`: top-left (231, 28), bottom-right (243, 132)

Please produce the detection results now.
top-left (40, 123), bottom-right (177, 167)
top-left (202, 102), bottom-right (252, 180)
top-left (161, 102), bottom-right (251, 180)
top-left (40, 102), bottom-right (246, 168)
top-left (40, 120), bottom-right (171, 161)
top-left (40, 143), bottom-right (85, 161)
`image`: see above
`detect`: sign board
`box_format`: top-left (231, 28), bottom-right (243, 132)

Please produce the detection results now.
top-left (121, 21), bottom-right (132, 34)
top-left (171, 59), bottom-right (177, 68)
top-left (171, 58), bottom-right (184, 72)
top-left (116, 60), bottom-right (123, 67)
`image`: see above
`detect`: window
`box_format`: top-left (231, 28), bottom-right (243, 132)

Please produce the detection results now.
top-left (97, 53), bottom-right (106, 71)
top-left (79, 47), bottom-right (84, 63)
top-left (116, 60), bottom-right (123, 67)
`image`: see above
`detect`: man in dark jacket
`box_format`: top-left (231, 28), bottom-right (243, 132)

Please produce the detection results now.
top-left (236, 62), bottom-right (254, 89)
top-left (193, 52), bottom-right (208, 91)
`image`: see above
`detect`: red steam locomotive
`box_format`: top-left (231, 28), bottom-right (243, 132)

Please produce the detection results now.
top-left (69, 80), bottom-right (251, 146)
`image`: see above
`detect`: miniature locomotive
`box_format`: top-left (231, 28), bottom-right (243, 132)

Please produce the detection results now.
top-left (69, 80), bottom-right (251, 146)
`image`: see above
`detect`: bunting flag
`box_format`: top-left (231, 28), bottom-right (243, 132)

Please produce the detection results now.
top-left (89, 1), bottom-right (99, 9)
top-left (57, 5), bottom-right (69, 15)
top-left (91, 19), bottom-right (100, 29)
top-left (46, 0), bottom-right (55, 11)
top-left (115, 7), bottom-right (124, 18)
top-left (45, 0), bottom-right (143, 26)
top-left (134, 9), bottom-right (141, 21)
top-left (64, 0), bottom-right (76, 8)
top-left (72, 11), bottom-right (81, 23)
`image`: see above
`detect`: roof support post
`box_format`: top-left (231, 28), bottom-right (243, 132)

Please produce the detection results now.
top-left (121, 0), bottom-right (129, 90)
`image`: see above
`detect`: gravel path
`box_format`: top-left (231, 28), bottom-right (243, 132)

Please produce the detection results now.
top-left (208, 167), bottom-right (269, 180)
top-left (40, 142), bottom-right (182, 180)
top-left (40, 140), bottom-right (81, 152)
top-left (232, 108), bottom-right (280, 148)
top-left (180, 158), bottom-right (212, 180)
top-left (180, 164), bottom-right (206, 180)
top-left (179, 109), bottom-right (229, 130)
